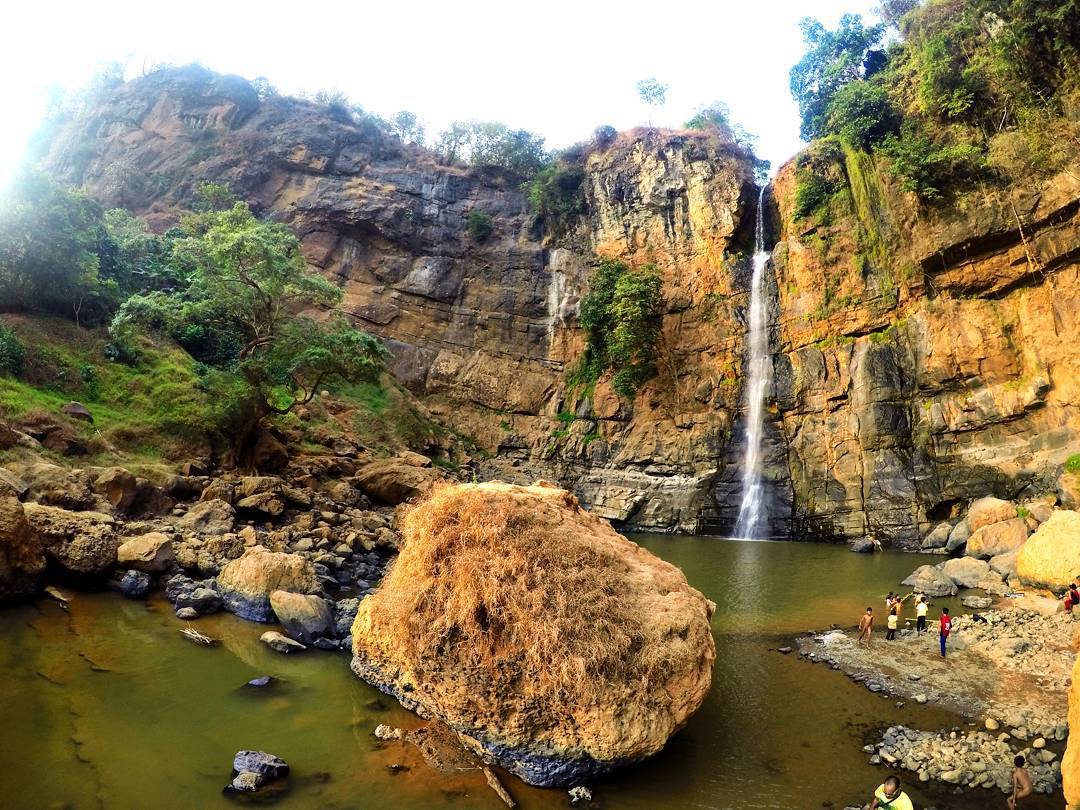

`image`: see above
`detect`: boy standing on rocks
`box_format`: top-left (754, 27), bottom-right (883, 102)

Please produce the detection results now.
top-left (1008, 754), bottom-right (1032, 808)
top-left (938, 607), bottom-right (952, 657)
top-left (915, 596), bottom-right (928, 634)
top-left (858, 607), bottom-right (874, 646)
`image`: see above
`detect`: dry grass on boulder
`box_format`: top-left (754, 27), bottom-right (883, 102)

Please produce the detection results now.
top-left (351, 480), bottom-right (716, 763)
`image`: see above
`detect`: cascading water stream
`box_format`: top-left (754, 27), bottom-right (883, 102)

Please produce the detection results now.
top-left (733, 186), bottom-right (771, 540)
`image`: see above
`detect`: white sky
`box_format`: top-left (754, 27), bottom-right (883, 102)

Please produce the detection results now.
top-left (0, 0), bottom-right (881, 188)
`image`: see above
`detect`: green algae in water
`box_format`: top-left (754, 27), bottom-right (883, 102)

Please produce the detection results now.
top-left (0, 539), bottom-right (1065, 809)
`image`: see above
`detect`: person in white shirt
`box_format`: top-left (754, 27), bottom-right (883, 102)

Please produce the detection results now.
top-left (915, 596), bottom-right (928, 635)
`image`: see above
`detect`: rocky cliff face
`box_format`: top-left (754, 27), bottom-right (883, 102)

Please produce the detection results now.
top-left (769, 142), bottom-right (1080, 545)
top-left (39, 66), bottom-right (1080, 542)
top-left (41, 66), bottom-right (758, 534)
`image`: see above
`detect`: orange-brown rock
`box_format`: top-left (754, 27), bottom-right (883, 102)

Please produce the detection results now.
top-left (353, 459), bottom-right (440, 505)
top-left (1066, 651), bottom-right (1080, 808)
top-left (0, 484), bottom-right (44, 602)
top-left (966, 518), bottom-right (1030, 559)
top-left (217, 547), bottom-right (318, 622)
top-left (350, 481), bottom-right (716, 786)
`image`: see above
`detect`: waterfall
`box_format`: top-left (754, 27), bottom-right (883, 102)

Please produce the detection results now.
top-left (733, 186), bottom-right (771, 540)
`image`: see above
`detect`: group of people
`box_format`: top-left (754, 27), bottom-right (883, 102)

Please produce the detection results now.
top-left (857, 593), bottom-right (951, 657)
top-left (856, 590), bottom-right (1033, 809)
top-left (863, 758), bottom-right (1032, 809)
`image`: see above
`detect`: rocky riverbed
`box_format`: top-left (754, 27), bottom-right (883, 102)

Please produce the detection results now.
top-left (870, 724), bottom-right (1061, 795)
top-left (797, 607), bottom-right (1073, 733)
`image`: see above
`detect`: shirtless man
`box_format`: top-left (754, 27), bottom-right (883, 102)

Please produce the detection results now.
top-left (858, 607), bottom-right (874, 646)
top-left (1008, 754), bottom-right (1032, 808)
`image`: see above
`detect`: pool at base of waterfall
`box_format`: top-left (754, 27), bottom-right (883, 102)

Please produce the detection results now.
top-left (0, 536), bottom-right (1064, 809)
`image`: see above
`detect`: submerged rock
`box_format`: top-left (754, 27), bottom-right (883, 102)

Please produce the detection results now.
top-left (217, 547), bottom-right (318, 621)
top-left (233, 751), bottom-right (289, 779)
top-left (261, 630), bottom-right (306, 654)
top-left (350, 481), bottom-right (716, 787)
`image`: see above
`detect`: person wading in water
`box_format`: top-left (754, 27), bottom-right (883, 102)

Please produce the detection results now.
top-left (1008, 754), bottom-right (1033, 808)
top-left (915, 596), bottom-right (928, 634)
top-left (858, 607), bottom-right (874, 646)
top-left (886, 606), bottom-right (898, 640)
top-left (939, 607), bottom-right (952, 658)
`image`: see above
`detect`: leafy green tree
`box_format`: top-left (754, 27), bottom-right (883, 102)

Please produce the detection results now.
top-left (389, 111), bottom-right (425, 145)
top-left (825, 80), bottom-right (898, 147)
top-left (0, 170), bottom-right (104, 321)
top-left (577, 259), bottom-right (664, 397)
top-left (114, 191), bottom-right (388, 432)
top-left (636, 78), bottom-right (669, 108)
top-left (608, 269), bottom-right (664, 398)
top-left (434, 121), bottom-right (548, 177)
top-left (684, 102), bottom-right (732, 132)
top-left (524, 164), bottom-right (587, 237)
top-left (877, 0), bottom-right (920, 30)
top-left (789, 14), bottom-right (886, 140)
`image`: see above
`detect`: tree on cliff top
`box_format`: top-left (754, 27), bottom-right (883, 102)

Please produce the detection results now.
top-left (790, 14), bottom-right (886, 141)
top-left (434, 121), bottom-right (548, 178)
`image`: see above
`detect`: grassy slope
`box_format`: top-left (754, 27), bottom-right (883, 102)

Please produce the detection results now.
top-left (0, 314), bottom-right (461, 475)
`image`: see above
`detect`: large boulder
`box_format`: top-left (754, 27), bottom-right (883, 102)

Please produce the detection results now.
top-left (967, 496), bottom-right (1017, 532)
top-left (177, 499), bottom-right (236, 535)
top-left (1017, 510), bottom-right (1080, 590)
top-left (946, 519), bottom-right (971, 553)
top-left (920, 522), bottom-right (952, 550)
top-left (15, 462), bottom-right (96, 510)
top-left (269, 590), bottom-right (334, 643)
top-left (901, 564), bottom-right (958, 597)
top-left (24, 503), bottom-right (117, 578)
top-left (965, 517), bottom-right (1029, 559)
top-left (217, 548), bottom-right (318, 621)
top-left (354, 459), bottom-right (441, 505)
top-left (94, 467), bottom-right (137, 511)
top-left (0, 485), bottom-right (45, 601)
top-left (1065, 652), bottom-right (1080, 809)
top-left (350, 481), bottom-right (716, 787)
top-left (941, 557), bottom-right (991, 589)
top-left (117, 532), bottom-right (175, 573)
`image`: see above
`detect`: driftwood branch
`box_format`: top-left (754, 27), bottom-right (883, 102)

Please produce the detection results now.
top-left (482, 765), bottom-right (516, 808)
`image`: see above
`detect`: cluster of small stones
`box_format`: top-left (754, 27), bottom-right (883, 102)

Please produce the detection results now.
top-left (946, 610), bottom-right (1076, 692)
top-left (870, 725), bottom-right (1061, 794)
top-left (164, 474), bottom-right (399, 649)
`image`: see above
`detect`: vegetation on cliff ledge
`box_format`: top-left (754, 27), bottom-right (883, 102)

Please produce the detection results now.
top-left (791, 0), bottom-right (1080, 203)
top-left (576, 259), bottom-right (664, 399)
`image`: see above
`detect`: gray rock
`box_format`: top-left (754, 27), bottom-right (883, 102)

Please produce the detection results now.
top-left (117, 569), bottom-right (151, 599)
top-left (961, 595), bottom-right (993, 609)
top-left (176, 606), bottom-right (198, 620)
top-left (942, 557), bottom-right (991, 588)
top-left (902, 564), bottom-right (958, 597)
top-left (946, 519), bottom-right (971, 553)
top-left (921, 522), bottom-right (952, 549)
top-left (232, 750), bottom-right (289, 779)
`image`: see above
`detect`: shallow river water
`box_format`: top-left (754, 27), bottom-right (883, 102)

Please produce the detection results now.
top-left (0, 536), bottom-right (1064, 809)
